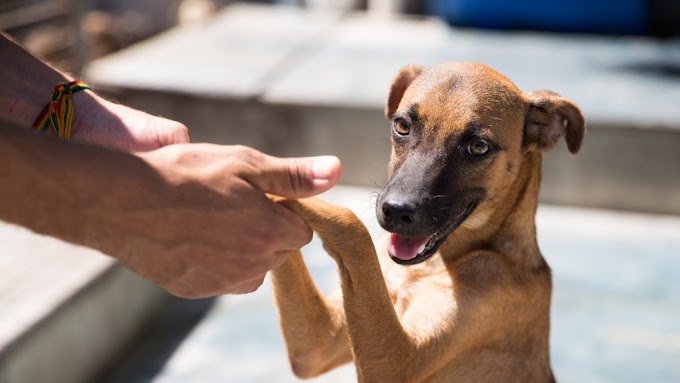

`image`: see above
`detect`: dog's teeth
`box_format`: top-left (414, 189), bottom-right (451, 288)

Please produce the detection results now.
top-left (417, 244), bottom-right (426, 254)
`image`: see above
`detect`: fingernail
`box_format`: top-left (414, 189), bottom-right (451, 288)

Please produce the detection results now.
top-left (311, 156), bottom-right (337, 180)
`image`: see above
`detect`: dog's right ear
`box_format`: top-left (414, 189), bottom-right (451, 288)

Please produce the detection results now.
top-left (524, 90), bottom-right (586, 154)
top-left (385, 64), bottom-right (424, 119)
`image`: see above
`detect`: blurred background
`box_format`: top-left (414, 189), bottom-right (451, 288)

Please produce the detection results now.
top-left (1, 1), bottom-right (679, 382)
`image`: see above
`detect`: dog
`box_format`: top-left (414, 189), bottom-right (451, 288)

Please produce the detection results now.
top-left (271, 62), bottom-right (585, 382)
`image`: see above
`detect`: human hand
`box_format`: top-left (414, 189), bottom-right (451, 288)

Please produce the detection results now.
top-left (71, 92), bottom-right (190, 151)
top-left (112, 144), bottom-right (341, 298)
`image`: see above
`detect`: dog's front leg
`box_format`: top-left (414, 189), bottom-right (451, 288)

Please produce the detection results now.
top-left (271, 249), bottom-right (352, 378)
top-left (278, 198), bottom-right (455, 383)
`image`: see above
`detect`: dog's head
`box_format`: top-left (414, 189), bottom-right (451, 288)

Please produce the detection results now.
top-left (377, 63), bottom-right (585, 265)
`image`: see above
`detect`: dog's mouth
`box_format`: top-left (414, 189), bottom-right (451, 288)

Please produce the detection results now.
top-left (388, 201), bottom-right (479, 265)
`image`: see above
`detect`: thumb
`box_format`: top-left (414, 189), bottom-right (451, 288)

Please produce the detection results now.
top-left (250, 154), bottom-right (342, 198)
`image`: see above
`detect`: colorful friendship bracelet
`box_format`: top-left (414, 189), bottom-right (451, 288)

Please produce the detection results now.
top-left (32, 80), bottom-right (91, 139)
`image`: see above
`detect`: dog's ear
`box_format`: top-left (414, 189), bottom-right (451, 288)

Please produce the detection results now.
top-left (385, 64), bottom-right (424, 119)
top-left (524, 90), bottom-right (586, 154)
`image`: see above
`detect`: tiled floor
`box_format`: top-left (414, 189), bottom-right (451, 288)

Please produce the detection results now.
top-left (105, 186), bottom-right (680, 383)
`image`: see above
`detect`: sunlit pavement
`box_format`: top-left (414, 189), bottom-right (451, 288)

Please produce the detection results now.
top-left (105, 186), bottom-right (680, 383)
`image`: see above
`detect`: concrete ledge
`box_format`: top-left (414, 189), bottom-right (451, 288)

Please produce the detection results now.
top-left (542, 124), bottom-right (680, 214)
top-left (97, 86), bottom-right (680, 215)
top-left (85, 4), bottom-right (680, 215)
top-left (0, 223), bottom-right (171, 383)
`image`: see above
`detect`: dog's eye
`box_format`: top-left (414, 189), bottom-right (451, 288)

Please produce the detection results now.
top-left (392, 119), bottom-right (410, 136)
top-left (467, 139), bottom-right (490, 156)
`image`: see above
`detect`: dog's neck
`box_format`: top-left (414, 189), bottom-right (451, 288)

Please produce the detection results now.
top-left (440, 151), bottom-right (545, 270)
top-left (492, 151), bottom-right (545, 269)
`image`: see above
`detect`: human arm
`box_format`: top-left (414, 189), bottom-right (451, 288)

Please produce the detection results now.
top-left (0, 124), bottom-right (341, 297)
top-left (0, 31), bottom-right (189, 151)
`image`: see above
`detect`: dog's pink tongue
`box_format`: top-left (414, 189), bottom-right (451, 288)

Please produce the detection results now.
top-left (387, 233), bottom-right (430, 261)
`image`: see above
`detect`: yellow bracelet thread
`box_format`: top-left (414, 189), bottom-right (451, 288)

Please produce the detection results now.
top-left (32, 80), bottom-right (90, 139)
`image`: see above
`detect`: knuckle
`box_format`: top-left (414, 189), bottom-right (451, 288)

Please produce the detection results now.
top-left (166, 284), bottom-right (203, 299)
top-left (296, 224), bottom-right (314, 246)
top-left (225, 277), bottom-right (264, 295)
top-left (231, 146), bottom-right (267, 178)
top-left (265, 219), bottom-right (312, 251)
top-left (241, 277), bottom-right (266, 294)
top-left (233, 252), bottom-right (272, 280)
top-left (173, 123), bottom-right (191, 143)
top-left (233, 145), bottom-right (262, 164)
top-left (247, 226), bottom-right (278, 252)
top-left (286, 159), bottom-right (311, 194)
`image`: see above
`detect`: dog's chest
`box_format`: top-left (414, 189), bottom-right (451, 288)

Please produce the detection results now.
top-left (380, 254), bottom-right (453, 318)
top-left (383, 265), bottom-right (414, 316)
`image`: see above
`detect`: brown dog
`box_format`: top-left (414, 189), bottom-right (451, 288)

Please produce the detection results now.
top-left (271, 62), bottom-right (585, 382)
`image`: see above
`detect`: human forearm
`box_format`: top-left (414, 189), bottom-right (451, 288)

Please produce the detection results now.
top-left (0, 32), bottom-right (78, 127)
top-left (0, 32), bottom-right (189, 151)
top-left (0, 123), bottom-right (160, 252)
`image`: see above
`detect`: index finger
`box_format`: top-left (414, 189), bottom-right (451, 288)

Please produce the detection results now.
top-left (267, 197), bottom-right (314, 252)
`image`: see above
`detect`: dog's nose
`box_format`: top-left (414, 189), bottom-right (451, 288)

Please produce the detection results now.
top-left (381, 200), bottom-right (417, 228)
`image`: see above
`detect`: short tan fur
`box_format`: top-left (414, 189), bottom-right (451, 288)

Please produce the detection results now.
top-left (272, 62), bottom-right (585, 383)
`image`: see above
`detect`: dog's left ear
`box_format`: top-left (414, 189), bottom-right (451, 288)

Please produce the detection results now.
top-left (524, 90), bottom-right (586, 154)
top-left (385, 64), bottom-right (424, 120)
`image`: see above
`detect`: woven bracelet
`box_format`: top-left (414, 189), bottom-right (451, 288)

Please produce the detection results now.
top-left (32, 80), bottom-right (91, 139)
